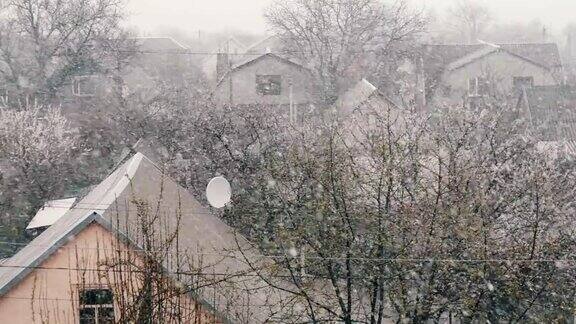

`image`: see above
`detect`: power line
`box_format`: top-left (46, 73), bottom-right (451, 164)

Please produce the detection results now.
top-left (0, 295), bottom-right (289, 309)
top-left (0, 240), bottom-right (574, 264)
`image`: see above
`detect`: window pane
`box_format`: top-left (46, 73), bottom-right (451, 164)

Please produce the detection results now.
top-left (256, 75), bottom-right (282, 95)
top-left (99, 307), bottom-right (115, 324)
top-left (80, 308), bottom-right (96, 324)
top-left (80, 289), bottom-right (114, 305)
top-left (477, 77), bottom-right (489, 95)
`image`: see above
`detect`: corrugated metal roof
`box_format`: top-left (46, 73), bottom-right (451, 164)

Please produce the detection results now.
top-left (25, 197), bottom-right (77, 230)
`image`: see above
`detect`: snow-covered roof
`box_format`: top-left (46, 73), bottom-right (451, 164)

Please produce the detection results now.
top-left (26, 197), bottom-right (77, 230)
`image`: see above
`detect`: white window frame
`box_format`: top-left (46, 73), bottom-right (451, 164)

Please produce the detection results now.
top-left (468, 76), bottom-right (488, 97)
top-left (78, 287), bottom-right (115, 324)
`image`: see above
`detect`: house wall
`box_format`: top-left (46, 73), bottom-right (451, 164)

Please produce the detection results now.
top-left (439, 51), bottom-right (558, 103)
top-left (0, 222), bottom-right (222, 324)
top-left (213, 55), bottom-right (315, 106)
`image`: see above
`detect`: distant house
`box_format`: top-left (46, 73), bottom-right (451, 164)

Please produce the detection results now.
top-left (56, 36), bottom-right (191, 124)
top-left (213, 53), bottom-right (317, 110)
top-left (0, 152), bottom-right (304, 323)
top-left (420, 42), bottom-right (563, 107)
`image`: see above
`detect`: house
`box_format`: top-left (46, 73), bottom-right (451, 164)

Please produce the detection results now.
top-left (213, 53), bottom-right (317, 111)
top-left (0, 152), bottom-right (305, 323)
top-left (420, 42), bottom-right (563, 107)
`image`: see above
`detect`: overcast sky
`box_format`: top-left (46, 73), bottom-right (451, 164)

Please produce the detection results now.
top-left (126, 0), bottom-right (576, 36)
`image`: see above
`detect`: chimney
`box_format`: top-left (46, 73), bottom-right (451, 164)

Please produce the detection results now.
top-left (216, 53), bottom-right (230, 81)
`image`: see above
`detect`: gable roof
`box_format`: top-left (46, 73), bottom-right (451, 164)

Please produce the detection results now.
top-left (217, 36), bottom-right (247, 53)
top-left (134, 37), bottom-right (189, 53)
top-left (517, 85), bottom-right (576, 143)
top-left (422, 42), bottom-right (562, 76)
top-left (244, 35), bottom-right (282, 55)
top-left (215, 53), bottom-right (310, 88)
top-left (0, 153), bottom-right (298, 323)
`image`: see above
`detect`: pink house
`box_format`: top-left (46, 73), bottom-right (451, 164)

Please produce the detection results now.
top-left (0, 153), bottom-right (294, 323)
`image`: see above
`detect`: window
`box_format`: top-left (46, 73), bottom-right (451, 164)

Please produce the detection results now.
top-left (513, 76), bottom-right (534, 89)
top-left (73, 76), bottom-right (97, 97)
top-left (256, 75), bottom-right (281, 95)
top-left (79, 288), bottom-right (115, 324)
top-left (468, 77), bottom-right (489, 96)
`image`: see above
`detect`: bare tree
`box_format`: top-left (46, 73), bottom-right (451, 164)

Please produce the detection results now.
top-left (448, 0), bottom-right (493, 43)
top-left (0, 0), bottom-right (125, 100)
top-left (265, 0), bottom-right (425, 105)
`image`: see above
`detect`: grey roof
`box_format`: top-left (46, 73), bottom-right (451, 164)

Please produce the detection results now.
top-left (0, 153), bottom-right (301, 323)
top-left (134, 37), bottom-right (188, 53)
top-left (423, 43), bottom-right (562, 72)
top-left (518, 85), bottom-right (576, 143)
top-left (215, 53), bottom-right (310, 88)
top-left (244, 35), bottom-right (282, 55)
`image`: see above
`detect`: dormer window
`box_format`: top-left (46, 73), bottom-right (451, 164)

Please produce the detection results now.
top-left (256, 75), bottom-right (281, 96)
top-left (468, 77), bottom-right (489, 96)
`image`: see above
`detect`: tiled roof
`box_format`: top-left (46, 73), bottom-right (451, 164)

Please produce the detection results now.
top-left (520, 85), bottom-right (576, 143)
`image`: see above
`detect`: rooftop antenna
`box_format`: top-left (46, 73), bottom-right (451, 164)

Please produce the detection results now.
top-left (206, 176), bottom-right (232, 208)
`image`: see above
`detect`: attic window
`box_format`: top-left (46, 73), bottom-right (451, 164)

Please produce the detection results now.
top-left (256, 75), bottom-right (281, 95)
top-left (79, 288), bottom-right (115, 324)
top-left (73, 76), bottom-right (97, 97)
top-left (468, 77), bottom-right (489, 96)
top-left (513, 76), bottom-right (534, 89)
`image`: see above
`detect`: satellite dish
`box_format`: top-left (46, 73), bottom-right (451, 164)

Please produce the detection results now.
top-left (206, 176), bottom-right (232, 208)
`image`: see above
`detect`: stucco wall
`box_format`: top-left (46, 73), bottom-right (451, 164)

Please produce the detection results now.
top-left (214, 55), bottom-right (315, 106)
top-left (439, 51), bottom-right (559, 101)
top-left (0, 222), bottom-right (221, 324)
